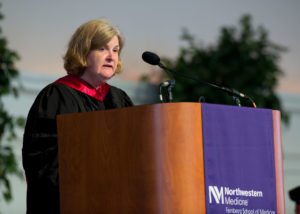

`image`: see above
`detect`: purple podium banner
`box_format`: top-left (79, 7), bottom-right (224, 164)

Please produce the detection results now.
top-left (202, 103), bottom-right (277, 214)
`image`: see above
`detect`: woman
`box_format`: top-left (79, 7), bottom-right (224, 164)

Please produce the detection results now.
top-left (22, 19), bottom-right (133, 214)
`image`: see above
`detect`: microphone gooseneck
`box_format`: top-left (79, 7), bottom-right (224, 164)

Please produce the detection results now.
top-left (142, 51), bottom-right (256, 108)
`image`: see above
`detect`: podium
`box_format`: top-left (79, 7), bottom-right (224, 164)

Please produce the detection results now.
top-left (57, 103), bottom-right (285, 214)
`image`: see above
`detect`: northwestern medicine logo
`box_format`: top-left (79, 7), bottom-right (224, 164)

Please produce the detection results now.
top-left (208, 186), bottom-right (263, 206)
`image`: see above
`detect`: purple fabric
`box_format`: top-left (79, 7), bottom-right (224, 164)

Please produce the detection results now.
top-left (202, 103), bottom-right (277, 214)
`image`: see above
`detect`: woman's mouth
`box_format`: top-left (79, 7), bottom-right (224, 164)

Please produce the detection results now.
top-left (103, 64), bottom-right (113, 68)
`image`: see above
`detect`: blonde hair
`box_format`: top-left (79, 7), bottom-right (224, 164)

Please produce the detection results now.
top-left (63, 19), bottom-right (124, 75)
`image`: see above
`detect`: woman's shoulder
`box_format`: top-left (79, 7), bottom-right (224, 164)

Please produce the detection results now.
top-left (108, 85), bottom-right (134, 107)
top-left (35, 82), bottom-right (79, 102)
top-left (109, 85), bottom-right (127, 94)
top-left (38, 82), bottom-right (71, 95)
top-left (29, 83), bottom-right (80, 116)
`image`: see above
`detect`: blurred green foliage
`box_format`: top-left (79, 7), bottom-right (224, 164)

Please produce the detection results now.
top-left (145, 14), bottom-right (289, 124)
top-left (0, 3), bottom-right (24, 206)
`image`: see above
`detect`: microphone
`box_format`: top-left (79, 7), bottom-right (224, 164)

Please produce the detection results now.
top-left (142, 51), bottom-right (256, 107)
top-left (142, 51), bottom-right (174, 78)
top-left (142, 51), bottom-right (160, 66)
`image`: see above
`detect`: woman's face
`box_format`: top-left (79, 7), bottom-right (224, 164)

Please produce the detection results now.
top-left (83, 35), bottom-right (119, 87)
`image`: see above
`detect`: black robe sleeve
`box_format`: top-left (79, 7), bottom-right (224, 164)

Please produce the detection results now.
top-left (22, 84), bottom-right (80, 214)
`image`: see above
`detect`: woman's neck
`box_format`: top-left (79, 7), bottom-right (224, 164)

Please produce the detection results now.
top-left (80, 72), bottom-right (105, 89)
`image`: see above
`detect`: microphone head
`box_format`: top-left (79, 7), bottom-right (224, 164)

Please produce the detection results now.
top-left (142, 51), bottom-right (160, 65)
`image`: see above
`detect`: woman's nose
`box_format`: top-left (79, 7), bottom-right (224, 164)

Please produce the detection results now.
top-left (106, 50), bottom-right (113, 61)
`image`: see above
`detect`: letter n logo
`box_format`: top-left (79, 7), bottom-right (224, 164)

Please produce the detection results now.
top-left (208, 186), bottom-right (224, 204)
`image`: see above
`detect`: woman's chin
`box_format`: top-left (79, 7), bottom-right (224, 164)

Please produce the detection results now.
top-left (99, 71), bottom-right (116, 82)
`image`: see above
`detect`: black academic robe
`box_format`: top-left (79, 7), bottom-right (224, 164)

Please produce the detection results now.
top-left (22, 76), bottom-right (133, 214)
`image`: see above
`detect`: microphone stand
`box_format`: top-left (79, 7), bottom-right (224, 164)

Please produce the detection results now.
top-left (157, 62), bottom-right (256, 108)
top-left (159, 80), bottom-right (176, 103)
